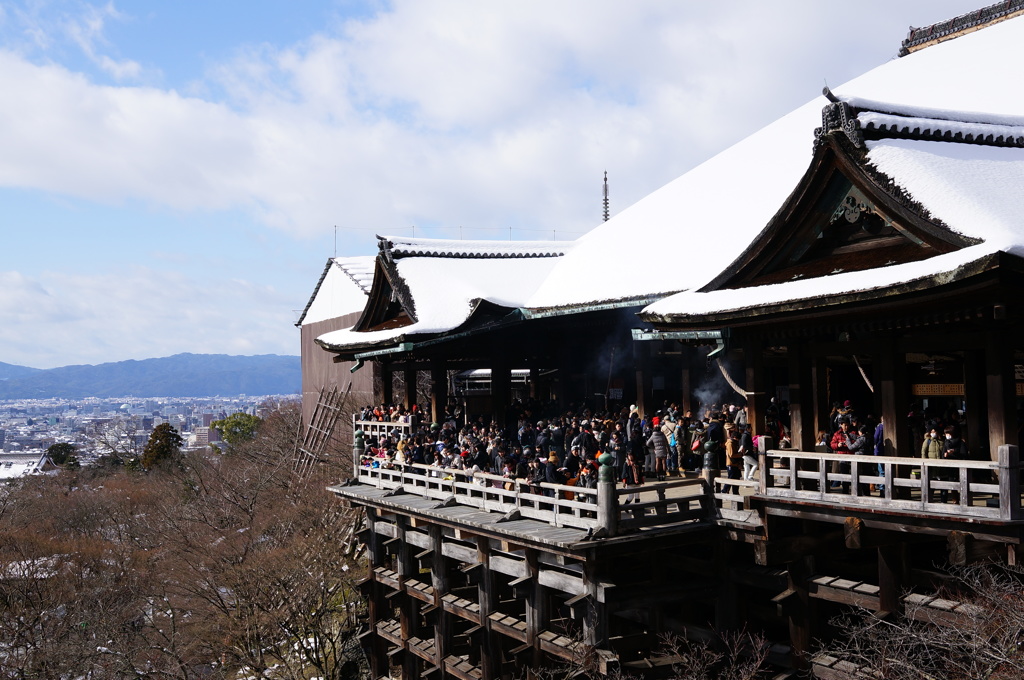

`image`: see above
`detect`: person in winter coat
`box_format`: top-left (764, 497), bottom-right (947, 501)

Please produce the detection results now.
top-left (847, 423), bottom-right (874, 496)
top-left (940, 425), bottom-right (969, 503)
top-left (576, 462), bottom-right (598, 504)
top-left (722, 423), bottom-right (742, 494)
top-left (830, 419), bottom-right (854, 490)
top-left (646, 427), bottom-right (671, 481)
top-left (621, 451), bottom-right (645, 505)
top-left (739, 424), bottom-right (757, 481)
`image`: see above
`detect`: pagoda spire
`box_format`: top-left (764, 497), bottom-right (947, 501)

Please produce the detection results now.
top-left (602, 171), bottom-right (610, 222)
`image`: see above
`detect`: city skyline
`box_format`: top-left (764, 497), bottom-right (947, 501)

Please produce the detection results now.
top-left (0, 0), bottom-right (987, 369)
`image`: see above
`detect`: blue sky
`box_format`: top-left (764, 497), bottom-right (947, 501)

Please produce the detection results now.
top-left (0, 0), bottom-right (987, 368)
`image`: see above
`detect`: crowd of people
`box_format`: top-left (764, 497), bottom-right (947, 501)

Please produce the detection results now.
top-left (815, 399), bottom-right (970, 500)
top-left (356, 396), bottom-right (971, 503)
top-left (356, 399), bottom-right (770, 501)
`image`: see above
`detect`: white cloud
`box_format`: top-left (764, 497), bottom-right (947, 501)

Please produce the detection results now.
top-left (0, 0), bottom-right (991, 368)
top-left (62, 1), bottom-right (141, 80)
top-left (0, 1), bottom-right (989, 246)
top-left (0, 268), bottom-right (297, 369)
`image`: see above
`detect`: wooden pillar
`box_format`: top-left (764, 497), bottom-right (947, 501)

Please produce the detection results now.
top-left (475, 537), bottom-right (501, 680)
top-left (633, 341), bottom-right (651, 417)
top-left (788, 342), bottom-right (816, 451)
top-left (382, 364), bottom-right (394, 407)
top-left (964, 349), bottom-right (988, 460)
top-left (491, 361), bottom-right (511, 433)
top-left (529, 367), bottom-right (539, 399)
top-left (681, 360), bottom-right (693, 414)
top-left (878, 348), bottom-right (908, 457)
top-left (581, 550), bottom-right (607, 648)
top-left (877, 544), bottom-right (905, 616)
top-left (785, 556), bottom-right (815, 672)
top-left (365, 508), bottom-right (388, 679)
top-left (394, 517), bottom-right (420, 680)
top-left (430, 526), bottom-right (452, 677)
top-left (525, 548), bottom-right (547, 668)
top-left (743, 337), bottom-right (765, 435)
top-left (714, 541), bottom-right (739, 630)
top-left (811, 355), bottom-right (830, 439)
top-left (430, 362), bottom-right (448, 424)
top-left (986, 332), bottom-right (1015, 462)
top-left (403, 368), bottom-right (417, 411)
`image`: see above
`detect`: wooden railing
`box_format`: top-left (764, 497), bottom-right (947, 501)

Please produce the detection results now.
top-left (760, 444), bottom-right (1021, 520)
top-left (341, 444), bottom-right (1023, 537)
top-left (352, 462), bottom-right (709, 537)
top-left (352, 417), bottom-right (419, 442)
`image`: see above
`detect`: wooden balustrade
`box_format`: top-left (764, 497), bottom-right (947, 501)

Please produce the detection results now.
top-left (347, 444), bottom-right (1022, 537)
top-left (352, 417), bottom-right (419, 441)
top-left (760, 445), bottom-right (1021, 520)
top-left (355, 463), bottom-right (711, 536)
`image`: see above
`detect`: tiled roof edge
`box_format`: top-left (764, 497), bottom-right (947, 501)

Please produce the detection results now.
top-left (899, 0), bottom-right (1024, 56)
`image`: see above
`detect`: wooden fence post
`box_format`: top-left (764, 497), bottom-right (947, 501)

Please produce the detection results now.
top-left (597, 453), bottom-right (619, 537)
top-left (758, 436), bottom-right (775, 494)
top-left (999, 445), bottom-right (1021, 520)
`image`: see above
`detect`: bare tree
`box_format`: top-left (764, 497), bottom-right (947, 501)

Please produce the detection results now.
top-left (0, 403), bottom-right (367, 679)
top-left (818, 564), bottom-right (1024, 680)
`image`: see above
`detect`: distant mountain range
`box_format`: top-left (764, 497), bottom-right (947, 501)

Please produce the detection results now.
top-left (0, 354), bottom-right (300, 399)
top-left (0, 362), bottom-right (43, 381)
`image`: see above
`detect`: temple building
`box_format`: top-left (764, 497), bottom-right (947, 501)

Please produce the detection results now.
top-left (314, 2), bottom-right (1024, 678)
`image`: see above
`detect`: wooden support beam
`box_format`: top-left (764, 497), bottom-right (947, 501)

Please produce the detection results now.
top-left (363, 509), bottom-right (388, 679)
top-left (877, 544), bottom-right (905, 617)
top-left (475, 536), bottom-right (501, 680)
top-left (524, 548), bottom-right (547, 668)
top-left (430, 525), bottom-right (451, 679)
top-left (404, 367), bottom-right (417, 410)
top-left (582, 553), bottom-right (607, 648)
top-left (985, 330), bottom-right (1015, 462)
top-left (743, 338), bottom-right (765, 437)
top-left (429, 362), bottom-right (448, 425)
top-left (396, 517), bottom-right (421, 680)
top-left (786, 556), bottom-right (815, 672)
top-left (788, 342), bottom-right (817, 452)
top-left (382, 364), bottom-right (394, 409)
top-left (715, 541), bottom-right (739, 631)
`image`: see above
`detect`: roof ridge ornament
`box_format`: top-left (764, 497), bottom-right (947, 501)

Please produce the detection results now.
top-left (814, 87), bottom-right (863, 150)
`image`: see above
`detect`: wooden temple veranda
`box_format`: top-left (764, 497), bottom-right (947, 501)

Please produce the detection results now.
top-left (331, 428), bottom-right (1023, 679)
top-left (310, 3), bottom-right (1024, 678)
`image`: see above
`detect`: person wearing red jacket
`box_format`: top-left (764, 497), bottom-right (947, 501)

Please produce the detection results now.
top-left (830, 419), bottom-right (853, 491)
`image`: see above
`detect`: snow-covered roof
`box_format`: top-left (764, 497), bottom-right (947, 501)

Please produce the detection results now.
top-left (317, 244), bottom-right (568, 351)
top-left (643, 11), bottom-right (1024, 320)
top-left (0, 452), bottom-right (48, 480)
top-left (315, 8), bottom-right (1024, 349)
top-left (297, 255), bottom-right (375, 326)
